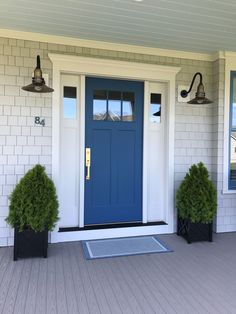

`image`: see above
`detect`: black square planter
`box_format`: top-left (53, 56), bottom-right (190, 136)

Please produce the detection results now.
top-left (177, 217), bottom-right (212, 244)
top-left (14, 228), bottom-right (48, 261)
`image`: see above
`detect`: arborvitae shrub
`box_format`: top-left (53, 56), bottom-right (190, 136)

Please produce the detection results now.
top-left (176, 162), bottom-right (217, 223)
top-left (6, 164), bottom-right (59, 232)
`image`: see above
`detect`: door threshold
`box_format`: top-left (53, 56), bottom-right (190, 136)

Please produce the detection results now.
top-left (59, 221), bottom-right (167, 232)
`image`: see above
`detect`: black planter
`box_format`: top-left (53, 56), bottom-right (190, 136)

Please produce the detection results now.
top-left (177, 217), bottom-right (212, 244)
top-left (14, 228), bottom-right (48, 261)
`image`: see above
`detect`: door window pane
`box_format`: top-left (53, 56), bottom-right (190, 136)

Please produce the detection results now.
top-left (63, 86), bottom-right (77, 119)
top-left (92, 89), bottom-right (135, 122)
top-left (150, 93), bottom-right (161, 123)
top-left (108, 91), bottom-right (121, 121)
top-left (122, 92), bottom-right (135, 121)
top-left (93, 90), bottom-right (107, 120)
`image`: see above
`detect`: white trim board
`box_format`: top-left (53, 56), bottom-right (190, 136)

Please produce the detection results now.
top-left (0, 28), bottom-right (225, 62)
top-left (57, 225), bottom-right (171, 242)
top-left (223, 55), bottom-right (236, 193)
top-left (49, 53), bottom-right (180, 78)
top-left (49, 54), bottom-right (180, 243)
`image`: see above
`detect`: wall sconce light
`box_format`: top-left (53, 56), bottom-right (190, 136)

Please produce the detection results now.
top-left (180, 72), bottom-right (212, 104)
top-left (22, 55), bottom-right (54, 93)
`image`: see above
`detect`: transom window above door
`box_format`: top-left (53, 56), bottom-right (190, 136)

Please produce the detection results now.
top-left (93, 89), bottom-right (135, 121)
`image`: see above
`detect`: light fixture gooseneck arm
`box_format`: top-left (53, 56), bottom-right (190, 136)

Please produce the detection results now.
top-left (181, 72), bottom-right (202, 98)
top-left (180, 71), bottom-right (212, 104)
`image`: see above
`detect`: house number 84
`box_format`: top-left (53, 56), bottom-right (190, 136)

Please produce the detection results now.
top-left (35, 116), bottom-right (45, 127)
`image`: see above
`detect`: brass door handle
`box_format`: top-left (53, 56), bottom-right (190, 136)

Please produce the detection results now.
top-left (85, 148), bottom-right (91, 180)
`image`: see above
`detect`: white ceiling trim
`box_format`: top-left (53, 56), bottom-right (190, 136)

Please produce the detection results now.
top-left (0, 28), bottom-right (225, 62)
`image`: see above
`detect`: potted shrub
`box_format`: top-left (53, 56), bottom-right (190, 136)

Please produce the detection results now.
top-left (6, 164), bottom-right (59, 260)
top-left (176, 162), bottom-right (217, 243)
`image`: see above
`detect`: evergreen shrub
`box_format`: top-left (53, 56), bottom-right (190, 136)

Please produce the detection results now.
top-left (6, 164), bottom-right (59, 232)
top-left (176, 162), bottom-right (217, 223)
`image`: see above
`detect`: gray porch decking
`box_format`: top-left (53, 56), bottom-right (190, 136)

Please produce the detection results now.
top-left (0, 233), bottom-right (236, 314)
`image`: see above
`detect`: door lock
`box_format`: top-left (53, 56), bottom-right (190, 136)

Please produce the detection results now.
top-left (85, 148), bottom-right (91, 180)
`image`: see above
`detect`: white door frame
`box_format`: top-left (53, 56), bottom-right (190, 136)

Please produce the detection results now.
top-left (48, 53), bottom-right (180, 243)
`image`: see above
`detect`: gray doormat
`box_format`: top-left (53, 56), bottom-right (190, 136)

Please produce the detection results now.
top-left (82, 236), bottom-right (172, 259)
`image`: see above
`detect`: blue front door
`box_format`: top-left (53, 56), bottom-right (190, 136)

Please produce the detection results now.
top-left (84, 77), bottom-right (143, 225)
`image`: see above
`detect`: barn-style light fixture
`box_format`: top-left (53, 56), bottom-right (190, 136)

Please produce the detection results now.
top-left (22, 55), bottom-right (54, 93)
top-left (180, 72), bottom-right (212, 104)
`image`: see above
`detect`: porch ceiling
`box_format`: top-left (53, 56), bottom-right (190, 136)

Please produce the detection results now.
top-left (0, 0), bottom-right (236, 54)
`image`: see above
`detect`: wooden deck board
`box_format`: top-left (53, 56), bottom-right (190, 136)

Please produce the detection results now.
top-left (24, 259), bottom-right (40, 314)
top-left (74, 244), bottom-right (101, 314)
top-left (88, 259), bottom-right (122, 314)
top-left (0, 233), bottom-right (236, 314)
top-left (2, 259), bottom-right (24, 314)
top-left (60, 245), bottom-right (79, 314)
top-left (67, 244), bottom-right (90, 314)
top-left (13, 259), bottom-right (32, 314)
top-left (35, 258), bottom-right (47, 314)
top-left (0, 249), bottom-right (15, 312)
top-left (46, 246), bottom-right (57, 314)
